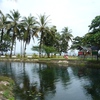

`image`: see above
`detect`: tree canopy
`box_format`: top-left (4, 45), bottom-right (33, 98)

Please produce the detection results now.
top-left (0, 9), bottom-right (73, 57)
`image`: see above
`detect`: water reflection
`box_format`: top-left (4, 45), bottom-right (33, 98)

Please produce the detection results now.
top-left (0, 62), bottom-right (100, 100)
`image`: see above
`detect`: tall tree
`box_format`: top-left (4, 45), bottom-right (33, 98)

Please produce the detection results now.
top-left (7, 9), bottom-right (21, 57)
top-left (89, 15), bottom-right (100, 34)
top-left (35, 14), bottom-right (50, 57)
top-left (0, 34), bottom-right (11, 55)
top-left (70, 36), bottom-right (84, 50)
top-left (54, 32), bottom-right (62, 55)
top-left (32, 26), bottom-right (57, 57)
top-left (42, 26), bottom-right (57, 57)
top-left (88, 15), bottom-right (100, 49)
top-left (43, 26), bottom-right (57, 46)
top-left (21, 14), bottom-right (37, 57)
top-left (0, 10), bottom-right (7, 43)
top-left (61, 27), bottom-right (73, 53)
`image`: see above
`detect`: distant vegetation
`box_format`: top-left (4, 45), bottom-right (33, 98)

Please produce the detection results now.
top-left (0, 9), bottom-right (100, 59)
top-left (0, 10), bottom-right (73, 58)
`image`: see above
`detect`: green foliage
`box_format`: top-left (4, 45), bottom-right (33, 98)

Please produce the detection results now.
top-left (71, 15), bottom-right (100, 51)
top-left (0, 76), bottom-right (14, 100)
top-left (83, 32), bottom-right (100, 47)
top-left (60, 27), bottom-right (73, 53)
top-left (70, 36), bottom-right (84, 50)
top-left (3, 91), bottom-right (9, 98)
top-left (0, 9), bottom-right (73, 58)
top-left (43, 26), bottom-right (57, 46)
top-left (89, 15), bottom-right (100, 33)
top-left (16, 54), bottom-right (21, 58)
top-left (5, 54), bottom-right (9, 58)
top-left (0, 34), bottom-right (11, 53)
top-left (43, 46), bottom-right (56, 54)
top-left (31, 46), bottom-right (39, 52)
top-left (35, 14), bottom-right (51, 57)
top-left (32, 53), bottom-right (39, 58)
top-left (87, 15), bottom-right (100, 49)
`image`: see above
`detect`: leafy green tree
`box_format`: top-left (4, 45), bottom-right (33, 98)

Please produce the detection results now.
top-left (43, 46), bottom-right (56, 57)
top-left (31, 46), bottom-right (40, 53)
top-left (89, 15), bottom-right (100, 34)
top-left (0, 34), bottom-right (11, 55)
top-left (31, 45), bottom-right (56, 58)
top-left (88, 15), bottom-right (100, 49)
top-left (53, 32), bottom-right (62, 55)
top-left (70, 36), bottom-right (84, 50)
top-left (43, 26), bottom-right (57, 46)
top-left (41, 26), bottom-right (57, 57)
top-left (71, 15), bottom-right (100, 51)
top-left (83, 32), bottom-right (100, 49)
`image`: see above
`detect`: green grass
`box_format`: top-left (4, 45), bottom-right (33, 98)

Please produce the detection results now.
top-left (38, 57), bottom-right (65, 61)
top-left (0, 76), bottom-right (15, 100)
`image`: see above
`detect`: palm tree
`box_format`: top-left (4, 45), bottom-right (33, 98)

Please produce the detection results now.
top-left (35, 14), bottom-right (51, 57)
top-left (61, 27), bottom-right (73, 41)
top-left (21, 14), bottom-right (37, 57)
top-left (0, 10), bottom-right (8, 43)
top-left (61, 27), bottom-right (73, 53)
top-left (6, 9), bottom-right (21, 57)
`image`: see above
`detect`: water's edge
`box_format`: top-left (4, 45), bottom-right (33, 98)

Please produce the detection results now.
top-left (0, 58), bottom-right (100, 68)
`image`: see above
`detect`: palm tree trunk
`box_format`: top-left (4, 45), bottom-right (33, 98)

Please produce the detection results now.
top-left (14, 40), bottom-right (16, 55)
top-left (20, 40), bottom-right (22, 58)
top-left (10, 38), bottom-right (14, 58)
top-left (22, 40), bottom-right (24, 59)
top-left (39, 33), bottom-right (43, 58)
top-left (39, 44), bottom-right (41, 58)
top-left (1, 29), bottom-right (4, 42)
top-left (24, 42), bottom-right (27, 58)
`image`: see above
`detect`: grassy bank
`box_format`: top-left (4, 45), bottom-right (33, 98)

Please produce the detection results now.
top-left (0, 76), bottom-right (15, 100)
top-left (0, 55), bottom-right (100, 68)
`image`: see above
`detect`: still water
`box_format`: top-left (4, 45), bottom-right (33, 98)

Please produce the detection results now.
top-left (0, 62), bottom-right (100, 100)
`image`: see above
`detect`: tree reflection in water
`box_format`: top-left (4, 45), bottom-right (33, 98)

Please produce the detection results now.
top-left (71, 66), bottom-right (100, 100)
top-left (83, 68), bottom-right (100, 100)
top-left (0, 62), bottom-right (100, 100)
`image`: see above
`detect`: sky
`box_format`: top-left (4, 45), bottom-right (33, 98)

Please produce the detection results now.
top-left (0, 0), bottom-right (100, 54)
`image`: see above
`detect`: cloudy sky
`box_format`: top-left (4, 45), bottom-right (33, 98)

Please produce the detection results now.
top-left (0, 0), bottom-right (100, 54)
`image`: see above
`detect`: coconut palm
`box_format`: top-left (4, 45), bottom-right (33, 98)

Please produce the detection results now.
top-left (21, 14), bottom-right (37, 57)
top-left (61, 27), bottom-right (73, 41)
top-left (6, 9), bottom-right (21, 57)
top-left (61, 27), bottom-right (73, 53)
top-left (0, 10), bottom-right (8, 43)
top-left (35, 14), bottom-right (51, 57)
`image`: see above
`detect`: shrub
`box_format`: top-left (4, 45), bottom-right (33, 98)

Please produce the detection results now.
top-left (16, 54), bottom-right (21, 58)
top-left (32, 53), bottom-right (39, 58)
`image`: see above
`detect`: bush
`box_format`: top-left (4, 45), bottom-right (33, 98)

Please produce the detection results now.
top-left (32, 53), bottom-right (39, 58)
top-left (16, 54), bottom-right (21, 58)
top-left (5, 54), bottom-right (9, 58)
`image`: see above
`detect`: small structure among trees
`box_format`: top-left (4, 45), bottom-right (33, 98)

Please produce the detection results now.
top-left (77, 46), bottom-right (99, 60)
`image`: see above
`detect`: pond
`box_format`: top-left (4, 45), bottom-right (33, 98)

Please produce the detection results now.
top-left (0, 62), bottom-right (100, 100)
